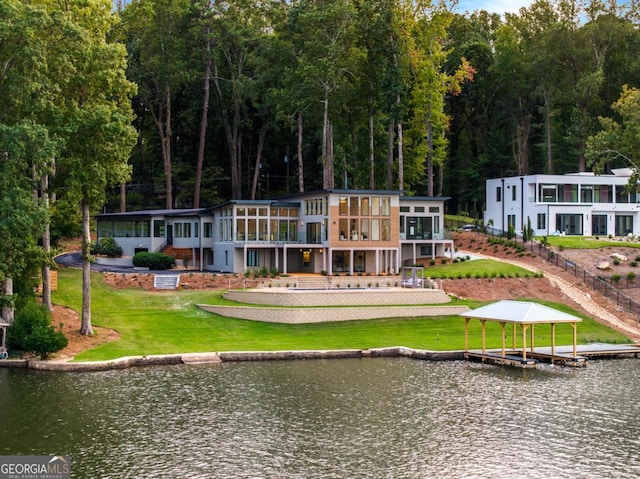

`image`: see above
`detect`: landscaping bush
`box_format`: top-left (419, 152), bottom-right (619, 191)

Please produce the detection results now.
top-left (7, 300), bottom-right (67, 359)
top-left (132, 252), bottom-right (176, 270)
top-left (90, 237), bottom-right (123, 258)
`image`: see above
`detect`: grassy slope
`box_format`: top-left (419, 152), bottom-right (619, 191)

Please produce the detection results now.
top-left (422, 259), bottom-right (535, 278)
top-left (52, 268), bottom-right (630, 361)
top-left (542, 236), bottom-right (640, 250)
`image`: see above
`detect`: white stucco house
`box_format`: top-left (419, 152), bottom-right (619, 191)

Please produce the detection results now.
top-left (96, 189), bottom-right (454, 274)
top-left (485, 168), bottom-right (640, 237)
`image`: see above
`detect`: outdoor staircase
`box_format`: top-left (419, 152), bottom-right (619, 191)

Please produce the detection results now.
top-left (154, 274), bottom-right (181, 290)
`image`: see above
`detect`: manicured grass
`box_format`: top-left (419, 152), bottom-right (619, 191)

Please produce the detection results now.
top-left (422, 259), bottom-right (536, 278)
top-left (52, 268), bottom-right (630, 361)
top-left (541, 236), bottom-right (640, 250)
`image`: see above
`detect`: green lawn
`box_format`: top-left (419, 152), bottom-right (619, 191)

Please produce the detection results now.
top-left (51, 268), bottom-right (631, 361)
top-left (541, 235), bottom-right (640, 250)
top-left (421, 259), bottom-right (536, 278)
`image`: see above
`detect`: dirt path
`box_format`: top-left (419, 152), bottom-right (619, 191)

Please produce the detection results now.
top-left (460, 249), bottom-right (640, 341)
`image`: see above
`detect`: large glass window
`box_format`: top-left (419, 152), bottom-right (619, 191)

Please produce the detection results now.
top-left (580, 185), bottom-right (593, 203)
top-left (556, 214), bottom-right (583, 235)
top-left (592, 215), bottom-right (607, 236)
top-left (537, 213), bottom-right (546, 230)
top-left (372, 197), bottom-right (380, 215)
top-left (350, 219), bottom-right (358, 240)
top-left (382, 219), bottom-right (391, 240)
top-left (371, 219), bottom-right (380, 241)
top-left (247, 218), bottom-right (256, 240)
top-left (350, 197), bottom-right (359, 216)
top-left (247, 250), bottom-right (259, 267)
top-left (594, 185), bottom-right (612, 203)
top-left (381, 197), bottom-right (390, 215)
top-left (339, 219), bottom-right (348, 240)
top-left (361, 219), bottom-right (369, 240)
top-left (615, 215), bottom-right (633, 236)
top-left (361, 197), bottom-right (370, 215)
top-left (204, 222), bottom-right (213, 238)
top-left (237, 219), bottom-right (246, 240)
top-left (540, 184), bottom-right (556, 202)
top-left (339, 197), bottom-right (348, 215)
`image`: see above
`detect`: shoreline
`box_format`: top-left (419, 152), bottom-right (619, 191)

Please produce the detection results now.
top-left (0, 347), bottom-right (465, 372)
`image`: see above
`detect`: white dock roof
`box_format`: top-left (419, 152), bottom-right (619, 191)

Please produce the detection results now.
top-left (461, 300), bottom-right (583, 324)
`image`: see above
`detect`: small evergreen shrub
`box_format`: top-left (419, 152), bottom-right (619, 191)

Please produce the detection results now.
top-left (7, 300), bottom-right (67, 359)
top-left (90, 237), bottom-right (123, 258)
top-left (132, 252), bottom-right (176, 270)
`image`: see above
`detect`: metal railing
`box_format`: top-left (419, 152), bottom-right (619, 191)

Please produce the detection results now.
top-left (525, 240), bottom-right (640, 319)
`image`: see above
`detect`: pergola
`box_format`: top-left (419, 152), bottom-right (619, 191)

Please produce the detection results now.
top-left (0, 319), bottom-right (8, 359)
top-left (461, 300), bottom-right (583, 361)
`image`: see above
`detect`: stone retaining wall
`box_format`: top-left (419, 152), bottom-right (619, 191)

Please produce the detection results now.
top-left (198, 304), bottom-right (468, 323)
top-left (224, 288), bottom-right (451, 307)
top-left (0, 347), bottom-right (465, 372)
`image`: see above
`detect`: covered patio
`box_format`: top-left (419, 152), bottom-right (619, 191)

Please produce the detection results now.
top-left (461, 300), bottom-right (586, 368)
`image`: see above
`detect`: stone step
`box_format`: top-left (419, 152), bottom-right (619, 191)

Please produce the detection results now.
top-left (154, 274), bottom-right (181, 290)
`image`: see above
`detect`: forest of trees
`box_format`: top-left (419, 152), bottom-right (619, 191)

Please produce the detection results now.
top-left (108, 0), bottom-right (640, 218)
top-left (3, 0), bottom-right (640, 335)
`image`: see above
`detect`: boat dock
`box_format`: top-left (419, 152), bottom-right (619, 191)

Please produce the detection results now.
top-left (466, 343), bottom-right (640, 369)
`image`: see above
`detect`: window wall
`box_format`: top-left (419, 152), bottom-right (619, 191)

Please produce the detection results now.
top-left (338, 195), bottom-right (391, 242)
top-left (99, 220), bottom-right (150, 238)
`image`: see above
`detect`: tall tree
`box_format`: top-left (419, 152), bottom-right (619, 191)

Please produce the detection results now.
top-left (0, 123), bottom-right (53, 324)
top-left (52, 0), bottom-right (137, 335)
top-left (121, 0), bottom-right (189, 209)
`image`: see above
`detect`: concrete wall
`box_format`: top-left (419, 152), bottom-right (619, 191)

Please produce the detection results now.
top-left (198, 304), bottom-right (468, 324)
top-left (223, 288), bottom-right (451, 307)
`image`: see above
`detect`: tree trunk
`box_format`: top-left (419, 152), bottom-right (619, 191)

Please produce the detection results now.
top-left (516, 112), bottom-right (531, 175)
top-left (194, 28), bottom-right (212, 209)
top-left (163, 86), bottom-right (173, 208)
top-left (41, 172), bottom-right (52, 312)
top-left (322, 94), bottom-right (331, 189)
top-left (544, 90), bottom-right (554, 174)
top-left (120, 183), bottom-right (126, 212)
top-left (427, 119), bottom-right (434, 197)
top-left (151, 86), bottom-right (173, 209)
top-left (397, 118), bottom-right (404, 191)
top-left (387, 119), bottom-right (394, 189)
top-left (80, 201), bottom-right (93, 336)
top-left (327, 122), bottom-right (334, 189)
top-left (1, 278), bottom-right (14, 325)
top-left (297, 112), bottom-right (304, 192)
top-left (368, 85), bottom-right (375, 189)
top-left (251, 121), bottom-right (268, 200)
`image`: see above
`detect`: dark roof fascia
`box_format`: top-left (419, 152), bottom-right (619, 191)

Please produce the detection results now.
top-left (95, 208), bottom-right (205, 219)
top-left (400, 195), bottom-right (451, 202)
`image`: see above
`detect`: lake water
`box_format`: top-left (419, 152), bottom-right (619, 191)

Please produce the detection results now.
top-left (1, 358), bottom-right (639, 478)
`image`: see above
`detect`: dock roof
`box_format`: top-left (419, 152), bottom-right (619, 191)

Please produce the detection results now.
top-left (461, 300), bottom-right (582, 324)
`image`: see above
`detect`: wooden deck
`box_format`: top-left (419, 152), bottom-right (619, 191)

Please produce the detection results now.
top-left (466, 343), bottom-right (640, 369)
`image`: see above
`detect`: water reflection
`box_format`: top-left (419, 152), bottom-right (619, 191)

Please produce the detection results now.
top-left (1, 358), bottom-right (639, 478)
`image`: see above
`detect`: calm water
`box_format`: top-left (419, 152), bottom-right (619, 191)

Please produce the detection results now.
top-left (1, 358), bottom-right (640, 478)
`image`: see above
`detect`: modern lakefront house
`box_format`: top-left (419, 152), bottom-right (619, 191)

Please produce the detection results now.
top-left (485, 168), bottom-right (640, 237)
top-left (95, 189), bottom-right (454, 275)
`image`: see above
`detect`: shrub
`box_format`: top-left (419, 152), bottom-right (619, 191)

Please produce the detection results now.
top-left (440, 258), bottom-right (447, 264)
top-left (611, 274), bottom-right (622, 284)
top-left (429, 259), bottom-right (436, 266)
top-left (132, 252), bottom-right (176, 270)
top-left (632, 262), bottom-right (638, 268)
top-left (627, 272), bottom-right (636, 281)
top-left (7, 300), bottom-right (67, 359)
top-left (90, 237), bottom-right (123, 258)
top-left (613, 259), bottom-right (620, 266)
